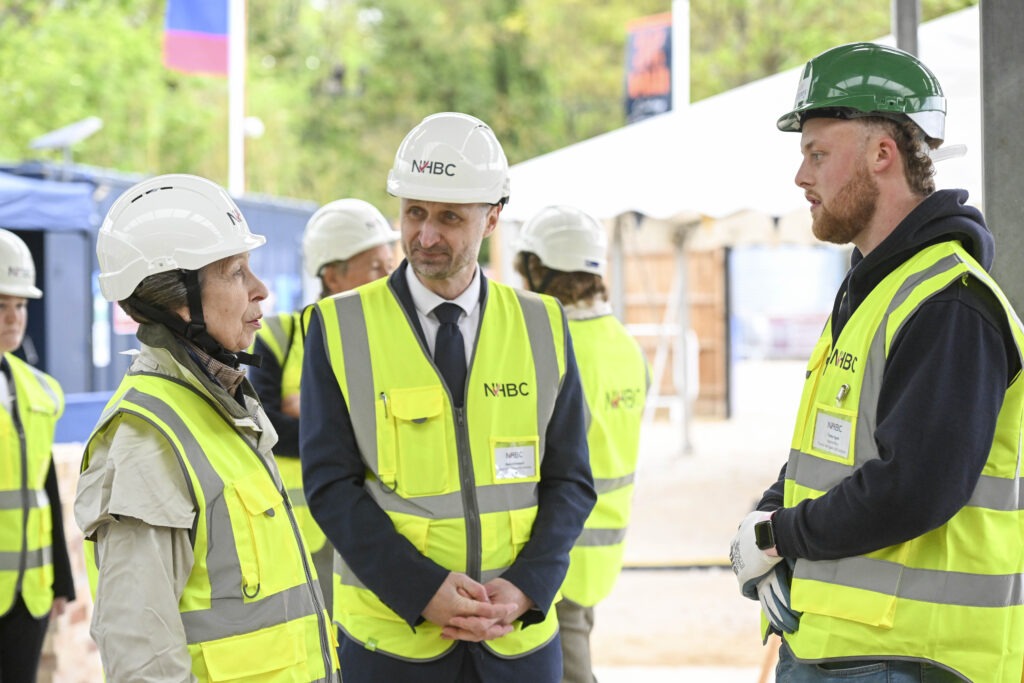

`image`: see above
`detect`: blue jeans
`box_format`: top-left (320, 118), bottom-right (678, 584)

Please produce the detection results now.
top-left (776, 641), bottom-right (964, 682)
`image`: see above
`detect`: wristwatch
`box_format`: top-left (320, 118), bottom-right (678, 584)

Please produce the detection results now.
top-left (754, 515), bottom-right (776, 551)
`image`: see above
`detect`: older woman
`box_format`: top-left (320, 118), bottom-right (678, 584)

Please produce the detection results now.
top-left (0, 229), bottom-right (73, 683)
top-left (74, 174), bottom-right (339, 682)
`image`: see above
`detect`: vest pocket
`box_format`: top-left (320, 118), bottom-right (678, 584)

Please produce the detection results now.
top-left (228, 471), bottom-right (295, 598)
top-left (792, 557), bottom-right (900, 629)
top-left (388, 386), bottom-right (449, 497)
top-left (199, 618), bottom-right (306, 681)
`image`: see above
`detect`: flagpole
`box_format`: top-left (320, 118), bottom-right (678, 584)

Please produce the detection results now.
top-left (227, 0), bottom-right (246, 195)
top-left (672, 0), bottom-right (690, 109)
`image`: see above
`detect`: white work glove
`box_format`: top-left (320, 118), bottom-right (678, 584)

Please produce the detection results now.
top-left (757, 561), bottom-right (801, 634)
top-left (729, 510), bottom-right (782, 599)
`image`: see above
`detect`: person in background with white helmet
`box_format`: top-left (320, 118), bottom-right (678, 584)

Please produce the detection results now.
top-left (514, 205), bottom-right (648, 683)
top-left (248, 197), bottom-right (398, 612)
top-left (74, 174), bottom-right (340, 682)
top-left (728, 43), bottom-right (1024, 682)
top-left (0, 229), bottom-right (73, 683)
top-left (300, 112), bottom-right (595, 682)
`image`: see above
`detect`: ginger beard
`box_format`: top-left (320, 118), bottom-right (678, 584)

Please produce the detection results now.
top-left (812, 160), bottom-right (879, 246)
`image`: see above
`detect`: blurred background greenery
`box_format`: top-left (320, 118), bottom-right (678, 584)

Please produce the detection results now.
top-left (0, 0), bottom-right (976, 211)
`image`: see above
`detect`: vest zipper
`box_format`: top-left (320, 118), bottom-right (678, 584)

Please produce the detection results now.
top-left (454, 407), bottom-right (482, 582)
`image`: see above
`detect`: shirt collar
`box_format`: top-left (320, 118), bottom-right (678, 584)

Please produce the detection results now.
top-left (563, 299), bottom-right (614, 320)
top-left (405, 263), bottom-right (481, 318)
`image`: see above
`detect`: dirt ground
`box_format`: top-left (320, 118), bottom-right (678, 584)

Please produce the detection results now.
top-left (590, 360), bottom-right (802, 669)
top-left (43, 359), bottom-right (805, 681)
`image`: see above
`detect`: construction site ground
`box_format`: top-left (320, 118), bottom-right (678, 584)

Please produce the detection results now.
top-left (43, 359), bottom-right (804, 682)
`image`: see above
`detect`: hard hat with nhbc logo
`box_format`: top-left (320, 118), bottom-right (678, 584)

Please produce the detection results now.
top-left (0, 229), bottom-right (43, 299)
top-left (302, 198), bottom-right (399, 278)
top-left (96, 174), bottom-right (266, 302)
top-left (515, 205), bottom-right (608, 276)
top-left (387, 112), bottom-right (510, 205)
top-left (777, 42), bottom-right (946, 143)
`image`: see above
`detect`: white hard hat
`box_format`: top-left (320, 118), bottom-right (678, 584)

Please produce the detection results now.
top-left (387, 112), bottom-right (510, 205)
top-left (515, 205), bottom-right (607, 275)
top-left (0, 229), bottom-right (42, 299)
top-left (97, 174), bottom-right (266, 302)
top-left (302, 198), bottom-right (399, 278)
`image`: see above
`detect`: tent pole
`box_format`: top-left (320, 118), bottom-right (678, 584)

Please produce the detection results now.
top-left (611, 215), bottom-right (627, 319)
top-left (674, 223), bottom-right (694, 455)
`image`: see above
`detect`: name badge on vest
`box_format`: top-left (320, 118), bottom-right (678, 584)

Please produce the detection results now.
top-left (812, 408), bottom-right (853, 459)
top-left (494, 441), bottom-right (537, 480)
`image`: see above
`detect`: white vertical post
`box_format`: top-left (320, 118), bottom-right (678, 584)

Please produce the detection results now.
top-left (671, 0), bottom-right (691, 110)
top-left (227, 0), bottom-right (246, 195)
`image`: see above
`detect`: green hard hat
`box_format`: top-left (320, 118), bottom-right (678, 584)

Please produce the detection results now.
top-left (777, 42), bottom-right (946, 142)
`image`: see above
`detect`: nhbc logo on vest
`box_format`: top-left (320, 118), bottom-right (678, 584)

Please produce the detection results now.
top-left (828, 348), bottom-right (858, 373)
top-left (484, 382), bottom-right (529, 397)
top-left (411, 160), bottom-right (457, 177)
top-left (606, 387), bottom-right (643, 410)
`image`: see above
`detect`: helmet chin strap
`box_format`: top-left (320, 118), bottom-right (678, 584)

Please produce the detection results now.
top-left (131, 270), bottom-right (262, 369)
top-left (520, 252), bottom-right (557, 296)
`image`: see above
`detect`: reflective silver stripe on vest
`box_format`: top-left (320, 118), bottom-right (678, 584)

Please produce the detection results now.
top-left (481, 567), bottom-right (509, 584)
top-left (515, 290), bottom-right (559, 462)
top-left (265, 315), bottom-right (291, 355)
top-left (364, 480), bottom-right (539, 518)
top-left (0, 489), bottom-right (48, 510)
top-left (332, 288), bottom-right (560, 487)
top-left (332, 286), bottom-right (562, 592)
top-left (788, 252), bottom-right (1024, 510)
top-left (797, 556), bottom-right (1024, 608)
top-left (594, 473), bottom-right (635, 495)
top-left (334, 555), bottom-right (367, 590)
top-left (180, 583), bottom-right (319, 643)
top-left (790, 254), bottom-right (967, 491)
top-left (0, 546), bottom-right (51, 571)
top-left (789, 250), bottom-right (1024, 613)
top-left (331, 294), bottom-right (380, 474)
top-left (121, 388), bottom-right (316, 644)
top-left (575, 527), bottom-right (628, 547)
top-left (24, 364), bottom-right (60, 409)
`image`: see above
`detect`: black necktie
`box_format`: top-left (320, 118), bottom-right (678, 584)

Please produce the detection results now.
top-left (433, 303), bottom-right (466, 406)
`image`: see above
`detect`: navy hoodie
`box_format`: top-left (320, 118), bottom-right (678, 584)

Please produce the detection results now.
top-left (759, 189), bottom-right (1021, 560)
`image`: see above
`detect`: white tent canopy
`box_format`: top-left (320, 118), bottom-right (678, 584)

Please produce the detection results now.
top-left (502, 5), bottom-right (981, 224)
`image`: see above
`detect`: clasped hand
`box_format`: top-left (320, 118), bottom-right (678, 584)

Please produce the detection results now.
top-left (422, 572), bottom-right (532, 642)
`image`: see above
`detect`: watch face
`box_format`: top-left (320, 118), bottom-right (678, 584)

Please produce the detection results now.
top-left (754, 519), bottom-right (775, 550)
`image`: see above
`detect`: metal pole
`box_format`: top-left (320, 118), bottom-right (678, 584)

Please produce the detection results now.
top-left (892, 0), bottom-right (920, 55)
top-left (981, 1), bottom-right (1024, 311)
top-left (227, 0), bottom-right (246, 195)
top-left (611, 215), bottom-right (627, 319)
top-left (674, 224), bottom-right (694, 455)
top-left (671, 0), bottom-right (691, 109)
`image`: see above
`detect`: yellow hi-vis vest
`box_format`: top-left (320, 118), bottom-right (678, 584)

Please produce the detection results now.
top-left (0, 354), bottom-right (63, 618)
top-left (560, 315), bottom-right (647, 607)
top-left (83, 373), bottom-right (339, 682)
top-left (255, 312), bottom-right (326, 553)
top-left (314, 278), bottom-right (566, 661)
top-left (783, 241), bottom-right (1024, 683)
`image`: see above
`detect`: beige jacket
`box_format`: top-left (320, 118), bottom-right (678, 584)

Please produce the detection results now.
top-left (74, 324), bottom-right (279, 682)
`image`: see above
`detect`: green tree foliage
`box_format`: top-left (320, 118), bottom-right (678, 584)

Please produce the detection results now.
top-left (690, 0), bottom-right (978, 101)
top-left (0, 0), bottom-right (978, 214)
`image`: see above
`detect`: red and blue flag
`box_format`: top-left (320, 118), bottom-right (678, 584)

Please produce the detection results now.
top-left (163, 0), bottom-right (229, 76)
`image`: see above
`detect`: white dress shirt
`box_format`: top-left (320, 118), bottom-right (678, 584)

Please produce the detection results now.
top-left (404, 264), bottom-right (481, 366)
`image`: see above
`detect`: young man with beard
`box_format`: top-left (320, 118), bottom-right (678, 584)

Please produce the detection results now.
top-left (728, 43), bottom-right (1024, 682)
